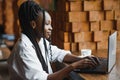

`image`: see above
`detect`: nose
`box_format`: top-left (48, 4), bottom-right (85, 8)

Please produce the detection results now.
top-left (49, 25), bottom-right (53, 31)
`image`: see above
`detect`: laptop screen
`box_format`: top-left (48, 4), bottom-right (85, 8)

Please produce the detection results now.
top-left (108, 31), bottom-right (117, 72)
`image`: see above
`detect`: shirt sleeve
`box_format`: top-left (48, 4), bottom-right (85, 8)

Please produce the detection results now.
top-left (50, 45), bottom-right (71, 62)
top-left (16, 42), bottom-right (49, 80)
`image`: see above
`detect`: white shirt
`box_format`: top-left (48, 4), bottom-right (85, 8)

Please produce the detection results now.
top-left (7, 33), bottom-right (71, 80)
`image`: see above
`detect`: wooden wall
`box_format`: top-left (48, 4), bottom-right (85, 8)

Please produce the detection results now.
top-left (52, 0), bottom-right (120, 54)
top-left (0, 0), bottom-right (120, 54)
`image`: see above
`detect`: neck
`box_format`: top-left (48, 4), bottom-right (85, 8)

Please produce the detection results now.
top-left (36, 37), bottom-right (41, 43)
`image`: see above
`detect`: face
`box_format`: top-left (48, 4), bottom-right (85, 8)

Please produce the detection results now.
top-left (44, 12), bottom-right (52, 39)
top-left (31, 11), bottom-right (52, 40)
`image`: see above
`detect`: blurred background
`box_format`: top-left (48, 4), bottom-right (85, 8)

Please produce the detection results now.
top-left (0, 0), bottom-right (120, 80)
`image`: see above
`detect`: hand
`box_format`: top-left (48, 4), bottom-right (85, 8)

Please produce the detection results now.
top-left (71, 56), bottom-right (100, 69)
top-left (83, 56), bottom-right (100, 65)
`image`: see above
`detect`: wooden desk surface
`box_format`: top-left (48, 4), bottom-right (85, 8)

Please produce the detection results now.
top-left (79, 49), bottom-right (120, 80)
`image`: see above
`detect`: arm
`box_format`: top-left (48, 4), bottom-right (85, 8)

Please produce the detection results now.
top-left (63, 54), bottom-right (82, 64)
top-left (47, 54), bottom-right (100, 80)
top-left (48, 64), bottom-right (74, 80)
top-left (63, 53), bottom-right (100, 65)
top-left (47, 44), bottom-right (99, 80)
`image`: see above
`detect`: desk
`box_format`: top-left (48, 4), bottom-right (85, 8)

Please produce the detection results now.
top-left (0, 47), bottom-right (11, 61)
top-left (78, 49), bottom-right (120, 80)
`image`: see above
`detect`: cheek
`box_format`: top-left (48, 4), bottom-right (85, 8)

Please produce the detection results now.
top-left (44, 26), bottom-right (48, 35)
top-left (44, 26), bottom-right (49, 31)
top-left (44, 29), bottom-right (48, 34)
top-left (44, 31), bottom-right (49, 39)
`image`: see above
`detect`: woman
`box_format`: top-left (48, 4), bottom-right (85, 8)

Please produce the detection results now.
top-left (8, 1), bottom-right (99, 80)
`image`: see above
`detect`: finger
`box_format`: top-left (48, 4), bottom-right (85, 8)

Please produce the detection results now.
top-left (88, 61), bottom-right (96, 68)
top-left (85, 57), bottom-right (98, 66)
top-left (85, 56), bottom-right (100, 65)
top-left (84, 59), bottom-right (96, 68)
top-left (92, 57), bottom-right (100, 65)
top-left (88, 61), bottom-right (97, 68)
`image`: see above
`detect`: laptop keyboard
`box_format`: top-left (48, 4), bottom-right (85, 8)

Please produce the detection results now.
top-left (94, 57), bottom-right (107, 70)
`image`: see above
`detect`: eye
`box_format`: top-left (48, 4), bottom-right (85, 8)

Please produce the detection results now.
top-left (45, 23), bottom-right (49, 25)
top-left (45, 20), bottom-right (51, 25)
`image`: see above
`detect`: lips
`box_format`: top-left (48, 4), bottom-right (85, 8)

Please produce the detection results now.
top-left (47, 32), bottom-right (51, 36)
top-left (47, 31), bottom-right (51, 34)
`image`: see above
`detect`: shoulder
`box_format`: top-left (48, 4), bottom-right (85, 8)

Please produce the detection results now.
top-left (14, 34), bottom-right (36, 56)
top-left (20, 33), bottom-right (33, 47)
top-left (13, 33), bottom-right (34, 52)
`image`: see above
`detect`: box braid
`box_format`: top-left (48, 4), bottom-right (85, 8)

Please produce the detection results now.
top-left (18, 0), bottom-right (48, 73)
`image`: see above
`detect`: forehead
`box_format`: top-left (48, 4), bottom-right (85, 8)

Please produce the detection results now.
top-left (36, 12), bottom-right (51, 22)
top-left (45, 12), bottom-right (51, 21)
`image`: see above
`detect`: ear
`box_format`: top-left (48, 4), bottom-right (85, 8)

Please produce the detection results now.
top-left (30, 20), bottom-right (36, 29)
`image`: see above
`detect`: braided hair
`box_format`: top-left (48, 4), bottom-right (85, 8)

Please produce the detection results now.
top-left (18, 0), bottom-right (48, 73)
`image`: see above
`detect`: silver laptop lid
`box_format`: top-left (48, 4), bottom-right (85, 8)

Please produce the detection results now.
top-left (108, 31), bottom-right (117, 72)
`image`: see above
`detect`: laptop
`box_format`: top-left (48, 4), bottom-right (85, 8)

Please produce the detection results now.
top-left (74, 31), bottom-right (117, 74)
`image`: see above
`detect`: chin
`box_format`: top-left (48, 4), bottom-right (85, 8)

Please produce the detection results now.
top-left (45, 35), bottom-right (49, 39)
